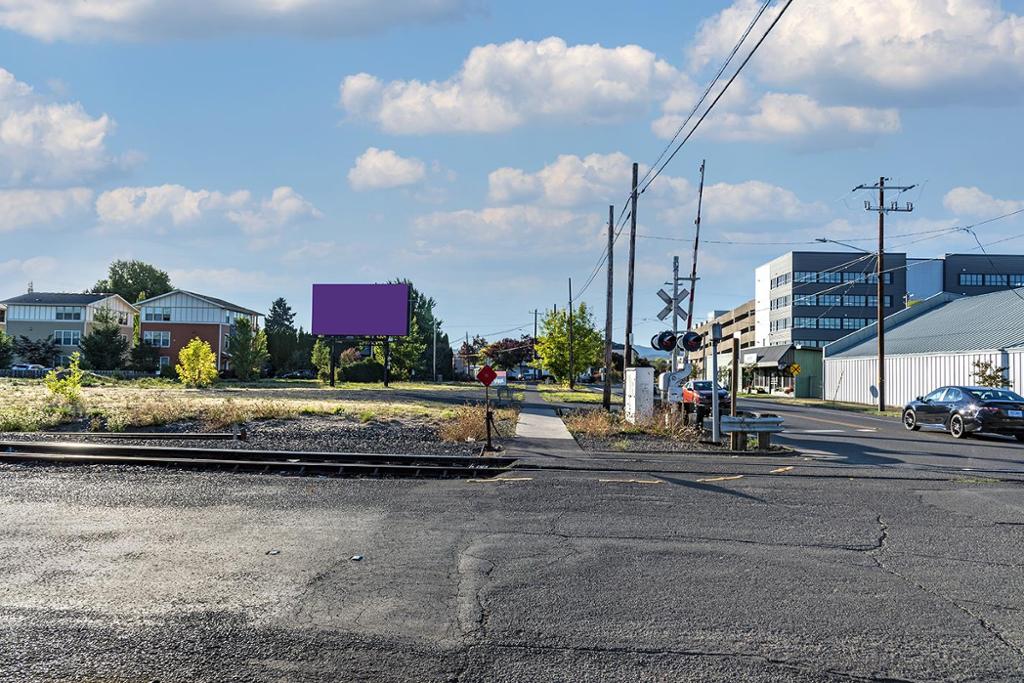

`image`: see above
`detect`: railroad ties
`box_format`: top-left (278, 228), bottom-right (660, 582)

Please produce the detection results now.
top-left (0, 441), bottom-right (516, 480)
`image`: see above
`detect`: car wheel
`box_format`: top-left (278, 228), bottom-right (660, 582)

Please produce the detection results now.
top-left (902, 409), bottom-right (920, 431)
top-left (949, 414), bottom-right (968, 439)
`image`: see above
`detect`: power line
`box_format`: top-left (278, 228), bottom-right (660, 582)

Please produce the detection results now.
top-left (964, 228), bottom-right (1024, 303)
top-left (636, 0), bottom-right (773, 191)
top-left (639, 0), bottom-right (796, 195)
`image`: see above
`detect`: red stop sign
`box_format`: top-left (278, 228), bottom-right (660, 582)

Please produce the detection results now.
top-left (476, 365), bottom-right (497, 387)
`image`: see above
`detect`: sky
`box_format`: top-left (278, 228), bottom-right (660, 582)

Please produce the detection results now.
top-left (1, 0), bottom-right (1023, 347)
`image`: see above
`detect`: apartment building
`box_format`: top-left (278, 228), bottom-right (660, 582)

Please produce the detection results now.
top-left (0, 291), bottom-right (137, 365)
top-left (691, 298), bottom-right (755, 369)
top-left (754, 251), bottom-right (908, 348)
top-left (137, 290), bottom-right (261, 371)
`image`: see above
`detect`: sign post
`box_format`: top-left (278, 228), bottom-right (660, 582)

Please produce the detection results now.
top-left (476, 365), bottom-right (498, 452)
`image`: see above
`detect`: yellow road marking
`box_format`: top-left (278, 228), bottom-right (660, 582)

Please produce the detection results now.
top-left (467, 476), bottom-right (533, 483)
top-left (770, 466), bottom-right (794, 474)
top-left (696, 475), bottom-right (744, 483)
top-left (597, 478), bottom-right (663, 485)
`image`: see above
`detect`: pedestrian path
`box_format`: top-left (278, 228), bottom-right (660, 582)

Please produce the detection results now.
top-left (509, 386), bottom-right (582, 460)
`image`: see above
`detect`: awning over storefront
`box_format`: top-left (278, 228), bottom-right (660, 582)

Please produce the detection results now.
top-left (741, 345), bottom-right (794, 369)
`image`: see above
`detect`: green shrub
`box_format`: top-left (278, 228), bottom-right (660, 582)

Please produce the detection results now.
top-left (338, 359), bottom-right (385, 383)
top-left (176, 338), bottom-right (218, 388)
top-left (44, 352), bottom-right (84, 408)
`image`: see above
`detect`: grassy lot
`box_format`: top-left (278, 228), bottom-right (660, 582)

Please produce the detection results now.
top-left (737, 393), bottom-right (901, 418)
top-left (537, 384), bottom-right (605, 404)
top-left (0, 377), bottom-right (512, 436)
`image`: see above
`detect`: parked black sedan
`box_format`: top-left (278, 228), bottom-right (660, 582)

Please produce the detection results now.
top-left (902, 386), bottom-right (1024, 440)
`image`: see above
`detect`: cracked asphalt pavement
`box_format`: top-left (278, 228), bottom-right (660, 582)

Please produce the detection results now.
top-left (4, 398), bottom-right (1024, 681)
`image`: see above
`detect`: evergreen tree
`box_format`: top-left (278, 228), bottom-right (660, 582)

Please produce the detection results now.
top-left (311, 337), bottom-right (332, 382)
top-left (0, 331), bottom-right (12, 369)
top-left (265, 298), bottom-right (296, 334)
top-left (80, 308), bottom-right (130, 370)
top-left (372, 314), bottom-right (427, 380)
top-left (129, 342), bottom-right (161, 372)
top-left (226, 317), bottom-right (269, 381)
top-left (13, 335), bottom-right (60, 366)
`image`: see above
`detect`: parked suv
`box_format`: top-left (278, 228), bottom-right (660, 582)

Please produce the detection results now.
top-left (682, 380), bottom-right (731, 420)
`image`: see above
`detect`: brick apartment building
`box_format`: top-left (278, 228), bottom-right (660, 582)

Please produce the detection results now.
top-left (137, 290), bottom-right (261, 371)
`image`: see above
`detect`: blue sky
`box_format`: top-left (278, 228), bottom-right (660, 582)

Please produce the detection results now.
top-left (1, 0), bottom-right (1023, 346)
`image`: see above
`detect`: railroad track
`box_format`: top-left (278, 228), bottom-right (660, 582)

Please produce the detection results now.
top-left (0, 441), bottom-right (516, 479)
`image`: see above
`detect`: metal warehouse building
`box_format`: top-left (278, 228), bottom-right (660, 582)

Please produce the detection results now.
top-left (823, 288), bottom-right (1024, 407)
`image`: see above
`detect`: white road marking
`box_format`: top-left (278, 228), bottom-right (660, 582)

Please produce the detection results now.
top-left (796, 429), bottom-right (845, 434)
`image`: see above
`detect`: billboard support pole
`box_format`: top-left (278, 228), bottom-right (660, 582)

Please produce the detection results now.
top-left (383, 337), bottom-right (391, 388)
top-left (329, 339), bottom-right (337, 387)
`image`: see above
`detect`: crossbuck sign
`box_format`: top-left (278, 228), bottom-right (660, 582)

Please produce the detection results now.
top-left (656, 288), bottom-right (689, 322)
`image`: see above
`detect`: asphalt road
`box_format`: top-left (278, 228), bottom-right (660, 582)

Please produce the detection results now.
top-left (739, 397), bottom-right (1024, 476)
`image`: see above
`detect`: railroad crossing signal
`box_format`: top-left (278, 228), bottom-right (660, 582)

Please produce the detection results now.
top-left (656, 288), bottom-right (688, 322)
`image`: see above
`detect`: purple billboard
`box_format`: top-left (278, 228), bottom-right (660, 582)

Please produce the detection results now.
top-left (312, 284), bottom-right (410, 336)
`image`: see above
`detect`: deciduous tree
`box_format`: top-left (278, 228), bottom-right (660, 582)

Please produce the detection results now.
top-left (481, 336), bottom-right (535, 370)
top-left (534, 303), bottom-right (602, 384)
top-left (92, 260), bottom-right (173, 303)
top-left (176, 338), bottom-right (218, 388)
top-left (973, 360), bottom-right (1013, 388)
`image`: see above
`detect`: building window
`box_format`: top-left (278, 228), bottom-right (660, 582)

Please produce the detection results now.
top-left (144, 307), bottom-right (171, 322)
top-left (865, 272), bottom-right (893, 284)
top-left (819, 318), bottom-right (841, 329)
top-left (117, 312), bottom-right (129, 325)
top-left (1010, 275), bottom-right (1024, 287)
top-left (843, 295), bottom-right (866, 307)
top-left (54, 330), bottom-right (81, 346)
top-left (770, 273), bottom-right (791, 288)
top-left (843, 318), bottom-right (867, 329)
top-left (794, 271), bottom-right (817, 283)
top-left (143, 330), bottom-right (171, 348)
top-left (0, 308), bottom-right (4, 323)
top-left (842, 272), bottom-right (866, 283)
top-left (985, 274), bottom-right (1009, 286)
top-left (959, 273), bottom-right (983, 286)
top-left (770, 296), bottom-right (790, 310)
top-left (817, 294), bottom-right (841, 307)
top-left (867, 295), bottom-right (893, 308)
top-left (819, 272), bottom-right (842, 284)
top-left (55, 306), bottom-right (82, 321)
top-left (793, 317), bottom-right (818, 329)
top-left (794, 294), bottom-right (816, 306)
top-left (159, 356), bottom-right (171, 368)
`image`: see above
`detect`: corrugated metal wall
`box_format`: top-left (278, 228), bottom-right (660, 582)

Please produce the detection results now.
top-left (824, 350), bottom-right (1012, 407)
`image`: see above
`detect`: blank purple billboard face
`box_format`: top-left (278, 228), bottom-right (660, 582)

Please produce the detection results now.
top-left (312, 284), bottom-right (410, 336)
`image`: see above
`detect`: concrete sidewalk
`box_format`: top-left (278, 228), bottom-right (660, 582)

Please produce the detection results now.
top-left (509, 386), bottom-right (582, 461)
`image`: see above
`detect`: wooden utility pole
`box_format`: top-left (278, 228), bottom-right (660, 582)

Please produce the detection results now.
top-left (568, 277), bottom-right (575, 390)
top-left (603, 204), bottom-right (614, 410)
top-left (432, 320), bottom-right (437, 382)
top-left (624, 162), bottom-right (639, 369)
top-left (685, 160), bottom-right (706, 329)
top-left (854, 176), bottom-right (914, 412)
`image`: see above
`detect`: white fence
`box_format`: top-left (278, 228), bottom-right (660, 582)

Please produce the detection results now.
top-left (824, 349), bottom-right (1022, 408)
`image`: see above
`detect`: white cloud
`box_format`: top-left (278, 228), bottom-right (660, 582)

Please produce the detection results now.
top-left (690, 0), bottom-right (1024, 105)
top-left (488, 151), bottom-right (692, 208)
top-left (0, 255), bottom-right (58, 280)
top-left (95, 184), bottom-right (322, 242)
top-left (653, 93), bottom-right (900, 148)
top-left (347, 147), bottom-right (426, 191)
top-left (340, 36), bottom-right (689, 134)
top-left (657, 180), bottom-right (825, 225)
top-left (95, 184), bottom-right (250, 228)
top-left (0, 0), bottom-right (475, 41)
top-left (0, 187), bottom-right (92, 232)
top-left (412, 205), bottom-right (602, 253)
top-left (0, 68), bottom-right (117, 184)
top-left (943, 186), bottom-right (1024, 218)
top-left (227, 186), bottom-right (322, 234)
top-left (282, 240), bottom-right (337, 264)
top-left (167, 267), bottom-right (279, 293)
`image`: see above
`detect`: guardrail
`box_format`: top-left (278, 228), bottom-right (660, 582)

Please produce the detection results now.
top-left (720, 413), bottom-right (784, 450)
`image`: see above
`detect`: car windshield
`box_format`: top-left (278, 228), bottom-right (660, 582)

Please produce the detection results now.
top-left (967, 388), bottom-right (1024, 402)
top-left (692, 381), bottom-right (721, 391)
